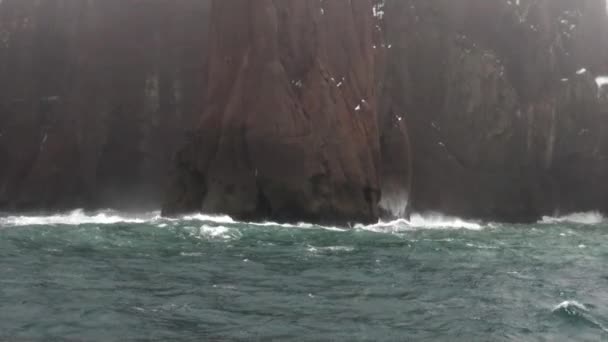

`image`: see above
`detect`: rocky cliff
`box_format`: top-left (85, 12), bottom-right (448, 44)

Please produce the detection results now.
top-left (162, 0), bottom-right (401, 224)
top-left (1, 0), bottom-right (607, 224)
top-left (383, 0), bottom-right (608, 221)
top-left (0, 0), bottom-right (210, 210)
top-left (378, 0), bottom-right (608, 221)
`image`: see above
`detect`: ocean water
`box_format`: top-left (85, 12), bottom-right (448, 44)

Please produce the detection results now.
top-left (1, 210), bottom-right (607, 341)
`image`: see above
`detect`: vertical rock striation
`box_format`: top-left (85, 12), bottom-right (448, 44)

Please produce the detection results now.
top-left (0, 0), bottom-right (211, 211)
top-left (1, 0), bottom-right (607, 224)
top-left (379, 0), bottom-right (608, 221)
top-left (163, 0), bottom-right (397, 224)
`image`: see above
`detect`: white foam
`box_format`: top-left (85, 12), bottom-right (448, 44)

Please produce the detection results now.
top-left (539, 212), bottom-right (604, 225)
top-left (0, 209), bottom-right (158, 227)
top-left (409, 213), bottom-right (483, 230)
top-left (1, 209), bottom-right (484, 234)
top-left (180, 252), bottom-right (203, 257)
top-left (191, 225), bottom-right (239, 240)
top-left (248, 221), bottom-right (346, 232)
top-left (0, 209), bottom-right (244, 228)
top-left (465, 242), bottom-right (498, 249)
top-left (356, 213), bottom-right (483, 233)
top-left (553, 300), bottom-right (588, 312)
top-left (174, 213), bottom-right (235, 224)
top-left (553, 300), bottom-right (608, 333)
top-left (307, 245), bottom-right (355, 253)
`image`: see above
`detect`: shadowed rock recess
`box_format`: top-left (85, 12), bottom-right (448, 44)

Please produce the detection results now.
top-left (1, 0), bottom-right (607, 224)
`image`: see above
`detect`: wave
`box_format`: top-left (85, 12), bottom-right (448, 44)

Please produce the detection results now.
top-left (193, 225), bottom-right (240, 240)
top-left (168, 213), bottom-right (235, 224)
top-left (408, 213), bottom-right (483, 230)
top-left (540, 212), bottom-right (605, 225)
top-left (0, 209), bottom-right (483, 232)
top-left (553, 300), bottom-right (589, 313)
top-left (357, 213), bottom-right (483, 233)
top-left (0, 209), bottom-right (158, 226)
top-left (0, 209), bottom-right (242, 227)
top-left (247, 221), bottom-right (347, 232)
top-left (552, 300), bottom-right (608, 333)
top-left (307, 245), bottom-right (355, 253)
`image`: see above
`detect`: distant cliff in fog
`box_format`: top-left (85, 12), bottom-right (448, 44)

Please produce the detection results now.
top-left (0, 0), bottom-right (211, 210)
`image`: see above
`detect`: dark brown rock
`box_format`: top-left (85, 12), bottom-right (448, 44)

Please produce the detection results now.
top-left (163, 0), bottom-right (385, 224)
top-left (379, 0), bottom-right (608, 221)
top-left (0, 0), bottom-right (211, 211)
top-left (2, 0), bottom-right (607, 224)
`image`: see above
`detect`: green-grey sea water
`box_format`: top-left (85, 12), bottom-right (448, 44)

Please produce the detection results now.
top-left (1, 210), bottom-right (607, 341)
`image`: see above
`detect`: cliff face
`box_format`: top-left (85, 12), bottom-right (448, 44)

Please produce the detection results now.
top-left (162, 0), bottom-right (408, 224)
top-left (378, 0), bottom-right (608, 221)
top-left (1, 0), bottom-right (607, 223)
top-left (0, 0), bottom-right (210, 210)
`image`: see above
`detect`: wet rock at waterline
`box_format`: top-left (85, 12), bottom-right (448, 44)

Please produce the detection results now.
top-left (162, 0), bottom-right (405, 225)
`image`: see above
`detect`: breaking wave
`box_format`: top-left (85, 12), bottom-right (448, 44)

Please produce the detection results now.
top-left (0, 209), bottom-right (484, 232)
top-left (193, 225), bottom-right (241, 240)
top-left (169, 213), bottom-right (236, 224)
top-left (409, 213), bottom-right (483, 230)
top-left (357, 213), bottom-right (482, 233)
top-left (540, 212), bottom-right (605, 225)
top-left (553, 300), bottom-right (589, 313)
top-left (552, 300), bottom-right (608, 333)
top-left (0, 209), bottom-right (157, 226)
top-left (0, 209), bottom-right (240, 228)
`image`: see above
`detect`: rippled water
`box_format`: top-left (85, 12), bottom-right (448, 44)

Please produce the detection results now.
top-left (1, 210), bottom-right (607, 341)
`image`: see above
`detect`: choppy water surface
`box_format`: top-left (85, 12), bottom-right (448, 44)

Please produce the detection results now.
top-left (1, 210), bottom-right (607, 341)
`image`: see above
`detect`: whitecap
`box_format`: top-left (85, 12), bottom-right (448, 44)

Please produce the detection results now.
top-left (540, 212), bottom-right (604, 225)
top-left (553, 300), bottom-right (608, 333)
top-left (408, 213), bottom-right (482, 230)
top-left (190, 225), bottom-right (239, 240)
top-left (307, 245), bottom-right (355, 253)
top-left (553, 300), bottom-right (588, 312)
top-left (356, 213), bottom-right (483, 233)
top-left (323, 246), bottom-right (354, 252)
top-left (465, 242), bottom-right (498, 249)
top-left (0, 209), bottom-right (159, 227)
top-left (180, 252), bottom-right (203, 257)
top-left (307, 246), bottom-right (318, 253)
top-left (1, 209), bottom-right (482, 234)
top-left (248, 221), bottom-right (346, 232)
top-left (173, 213), bottom-right (235, 224)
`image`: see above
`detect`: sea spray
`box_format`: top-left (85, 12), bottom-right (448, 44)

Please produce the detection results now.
top-left (540, 212), bottom-right (605, 225)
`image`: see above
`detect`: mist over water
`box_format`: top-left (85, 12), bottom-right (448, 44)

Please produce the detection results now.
top-left (1, 210), bottom-right (607, 341)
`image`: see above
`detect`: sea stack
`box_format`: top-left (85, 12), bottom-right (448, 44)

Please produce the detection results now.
top-left (162, 0), bottom-right (412, 224)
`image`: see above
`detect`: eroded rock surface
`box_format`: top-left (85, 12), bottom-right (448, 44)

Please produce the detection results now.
top-left (378, 0), bottom-right (608, 221)
top-left (0, 0), bottom-right (211, 210)
top-left (1, 0), bottom-right (607, 224)
top-left (163, 0), bottom-right (391, 224)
